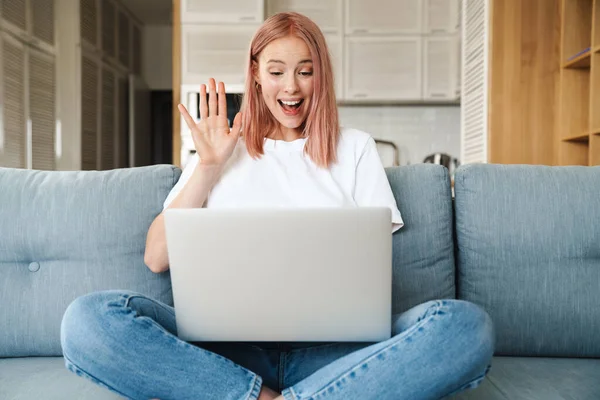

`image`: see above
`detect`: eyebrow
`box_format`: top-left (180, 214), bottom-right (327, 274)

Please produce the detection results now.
top-left (267, 59), bottom-right (313, 65)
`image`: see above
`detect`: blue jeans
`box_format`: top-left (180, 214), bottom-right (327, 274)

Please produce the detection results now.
top-left (60, 290), bottom-right (494, 400)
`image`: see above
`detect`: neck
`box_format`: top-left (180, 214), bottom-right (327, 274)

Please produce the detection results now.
top-left (268, 126), bottom-right (303, 142)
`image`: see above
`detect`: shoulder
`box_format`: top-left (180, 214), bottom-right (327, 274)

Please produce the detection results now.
top-left (337, 127), bottom-right (374, 156)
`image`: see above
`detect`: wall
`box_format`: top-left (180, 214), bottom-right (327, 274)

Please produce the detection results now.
top-left (339, 105), bottom-right (461, 167)
top-left (142, 25), bottom-right (173, 90)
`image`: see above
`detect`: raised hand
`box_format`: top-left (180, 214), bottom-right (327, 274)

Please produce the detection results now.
top-left (178, 78), bottom-right (243, 167)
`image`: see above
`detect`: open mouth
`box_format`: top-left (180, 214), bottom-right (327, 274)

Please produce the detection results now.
top-left (278, 99), bottom-right (304, 116)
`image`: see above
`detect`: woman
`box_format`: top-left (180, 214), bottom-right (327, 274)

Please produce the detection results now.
top-left (61, 12), bottom-right (494, 400)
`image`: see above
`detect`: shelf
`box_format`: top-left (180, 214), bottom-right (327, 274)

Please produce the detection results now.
top-left (562, 133), bottom-right (590, 142)
top-left (563, 49), bottom-right (591, 68)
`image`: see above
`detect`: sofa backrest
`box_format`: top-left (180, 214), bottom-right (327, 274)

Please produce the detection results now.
top-left (454, 164), bottom-right (600, 357)
top-left (386, 165), bottom-right (456, 314)
top-left (0, 165), bottom-right (181, 357)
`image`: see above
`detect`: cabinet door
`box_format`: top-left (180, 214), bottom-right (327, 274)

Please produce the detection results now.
top-left (346, 0), bottom-right (422, 35)
top-left (1, 0), bottom-right (27, 33)
top-left (181, 25), bottom-right (257, 85)
top-left (81, 55), bottom-right (99, 170)
top-left (31, 0), bottom-right (55, 46)
top-left (29, 48), bottom-right (56, 170)
top-left (345, 36), bottom-right (422, 101)
top-left (325, 34), bottom-right (344, 100)
top-left (423, 0), bottom-right (459, 34)
top-left (423, 36), bottom-right (459, 101)
top-left (181, 0), bottom-right (264, 23)
top-left (102, 0), bottom-right (117, 61)
top-left (80, 0), bottom-right (99, 50)
top-left (1, 34), bottom-right (26, 168)
top-left (101, 67), bottom-right (116, 170)
top-left (266, 0), bottom-right (343, 34)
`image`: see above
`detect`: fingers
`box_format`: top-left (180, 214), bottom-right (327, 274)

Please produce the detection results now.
top-left (178, 104), bottom-right (196, 131)
top-left (208, 78), bottom-right (217, 117)
top-left (218, 81), bottom-right (227, 117)
top-left (199, 84), bottom-right (208, 120)
top-left (231, 112), bottom-right (243, 137)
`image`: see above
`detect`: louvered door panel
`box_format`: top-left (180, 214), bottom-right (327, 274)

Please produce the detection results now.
top-left (116, 75), bottom-right (129, 168)
top-left (81, 56), bottom-right (99, 170)
top-left (132, 23), bottom-right (142, 75)
top-left (117, 10), bottom-right (130, 68)
top-left (460, 0), bottom-right (489, 164)
top-left (32, 0), bottom-right (55, 45)
top-left (346, 0), bottom-right (422, 34)
top-left (182, 0), bottom-right (264, 23)
top-left (1, 35), bottom-right (26, 168)
top-left (101, 68), bottom-right (116, 170)
top-left (80, 0), bottom-right (98, 48)
top-left (345, 37), bottom-right (422, 100)
top-left (182, 25), bottom-right (256, 85)
top-left (29, 49), bottom-right (56, 170)
top-left (102, 0), bottom-right (116, 59)
top-left (2, 0), bottom-right (27, 32)
top-left (266, 0), bottom-right (342, 33)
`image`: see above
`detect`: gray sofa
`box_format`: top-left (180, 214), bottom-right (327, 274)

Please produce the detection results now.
top-left (1, 163), bottom-right (599, 400)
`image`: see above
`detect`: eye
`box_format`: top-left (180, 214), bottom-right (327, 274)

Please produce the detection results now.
top-left (270, 72), bottom-right (283, 76)
top-left (299, 71), bottom-right (313, 76)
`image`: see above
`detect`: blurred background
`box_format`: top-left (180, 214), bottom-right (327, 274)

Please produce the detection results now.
top-left (2, 0), bottom-right (586, 173)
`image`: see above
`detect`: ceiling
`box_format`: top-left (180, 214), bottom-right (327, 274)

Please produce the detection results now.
top-left (120, 0), bottom-right (173, 25)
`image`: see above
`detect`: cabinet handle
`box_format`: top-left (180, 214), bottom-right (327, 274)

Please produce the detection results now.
top-left (352, 29), bottom-right (368, 34)
top-left (430, 93), bottom-right (447, 98)
top-left (239, 16), bottom-right (255, 21)
top-left (353, 93), bottom-right (368, 98)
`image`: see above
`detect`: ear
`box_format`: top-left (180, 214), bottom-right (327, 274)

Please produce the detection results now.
top-left (251, 60), bottom-right (260, 85)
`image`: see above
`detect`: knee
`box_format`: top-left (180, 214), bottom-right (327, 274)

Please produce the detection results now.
top-left (60, 290), bottom-right (130, 361)
top-left (442, 300), bottom-right (495, 366)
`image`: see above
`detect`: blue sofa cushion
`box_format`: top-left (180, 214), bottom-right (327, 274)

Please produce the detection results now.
top-left (385, 165), bottom-right (456, 314)
top-left (454, 164), bottom-right (600, 357)
top-left (0, 165), bottom-right (181, 357)
top-left (453, 356), bottom-right (600, 400)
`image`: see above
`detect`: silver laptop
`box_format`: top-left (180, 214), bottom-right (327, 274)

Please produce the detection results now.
top-left (163, 207), bottom-right (392, 343)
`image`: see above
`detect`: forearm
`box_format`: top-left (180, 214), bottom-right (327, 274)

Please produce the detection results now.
top-left (144, 164), bottom-right (223, 273)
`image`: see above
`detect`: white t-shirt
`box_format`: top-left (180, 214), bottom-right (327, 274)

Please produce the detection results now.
top-left (163, 127), bottom-right (404, 232)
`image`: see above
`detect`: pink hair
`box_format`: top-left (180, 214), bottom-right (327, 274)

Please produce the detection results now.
top-left (240, 12), bottom-right (339, 168)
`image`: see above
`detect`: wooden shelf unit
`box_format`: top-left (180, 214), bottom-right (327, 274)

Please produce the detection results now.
top-left (558, 0), bottom-right (600, 165)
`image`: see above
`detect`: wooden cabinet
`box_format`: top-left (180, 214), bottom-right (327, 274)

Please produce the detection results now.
top-left (181, 24), bottom-right (257, 85)
top-left (181, 0), bottom-right (264, 24)
top-left (345, 0), bottom-right (422, 35)
top-left (344, 36), bottom-right (422, 101)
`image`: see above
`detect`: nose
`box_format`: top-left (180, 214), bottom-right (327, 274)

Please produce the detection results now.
top-left (284, 74), bottom-right (299, 94)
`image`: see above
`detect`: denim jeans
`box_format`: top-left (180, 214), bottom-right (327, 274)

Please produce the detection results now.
top-left (60, 290), bottom-right (494, 400)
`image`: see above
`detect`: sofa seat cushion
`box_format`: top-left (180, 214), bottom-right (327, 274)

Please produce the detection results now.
top-left (453, 356), bottom-right (600, 400)
top-left (0, 357), bottom-right (122, 399)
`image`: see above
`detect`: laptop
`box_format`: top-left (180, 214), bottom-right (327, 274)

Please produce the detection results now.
top-left (163, 207), bottom-right (393, 343)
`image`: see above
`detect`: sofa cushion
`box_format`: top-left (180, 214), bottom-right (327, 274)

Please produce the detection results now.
top-left (385, 165), bottom-right (456, 314)
top-left (0, 357), bottom-right (122, 399)
top-left (0, 165), bottom-right (181, 357)
top-left (453, 356), bottom-right (600, 400)
top-left (454, 164), bottom-right (600, 357)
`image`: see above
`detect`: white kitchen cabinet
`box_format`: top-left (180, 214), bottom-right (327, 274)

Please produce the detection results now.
top-left (181, 0), bottom-right (264, 24)
top-left (345, 0), bottom-right (422, 35)
top-left (423, 0), bottom-right (460, 34)
top-left (344, 36), bottom-right (422, 101)
top-left (266, 0), bottom-right (343, 34)
top-left (181, 24), bottom-right (257, 85)
top-left (325, 34), bottom-right (344, 99)
top-left (423, 36), bottom-right (459, 101)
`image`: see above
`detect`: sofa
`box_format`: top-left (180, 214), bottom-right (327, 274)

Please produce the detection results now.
top-left (1, 162), bottom-right (599, 400)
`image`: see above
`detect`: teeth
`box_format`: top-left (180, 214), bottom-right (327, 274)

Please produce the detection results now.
top-left (281, 100), bottom-right (301, 106)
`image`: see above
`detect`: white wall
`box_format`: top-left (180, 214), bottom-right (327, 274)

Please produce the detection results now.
top-left (338, 105), bottom-right (461, 167)
top-left (142, 25), bottom-right (172, 90)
